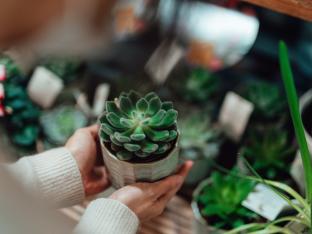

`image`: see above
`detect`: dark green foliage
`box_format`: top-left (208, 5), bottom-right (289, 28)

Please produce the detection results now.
top-left (243, 80), bottom-right (286, 120)
top-left (179, 112), bottom-right (221, 161)
top-left (196, 171), bottom-right (257, 230)
top-left (1, 57), bottom-right (40, 147)
top-left (99, 91), bottom-right (178, 161)
top-left (0, 55), bottom-right (22, 78)
top-left (183, 68), bottom-right (220, 102)
top-left (241, 127), bottom-right (295, 180)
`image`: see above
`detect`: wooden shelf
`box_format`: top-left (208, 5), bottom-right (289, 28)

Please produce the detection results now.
top-left (242, 0), bottom-right (312, 21)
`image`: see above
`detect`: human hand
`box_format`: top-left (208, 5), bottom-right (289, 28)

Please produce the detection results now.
top-left (65, 125), bottom-right (110, 197)
top-left (109, 161), bottom-right (193, 222)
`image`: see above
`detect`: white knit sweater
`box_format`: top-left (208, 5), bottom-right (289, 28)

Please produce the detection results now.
top-left (5, 147), bottom-right (139, 234)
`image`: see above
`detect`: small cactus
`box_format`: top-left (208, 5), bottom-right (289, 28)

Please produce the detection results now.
top-left (99, 90), bottom-right (178, 161)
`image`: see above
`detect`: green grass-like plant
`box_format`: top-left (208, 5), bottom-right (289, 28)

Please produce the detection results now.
top-left (99, 90), bottom-right (178, 161)
top-left (196, 171), bottom-right (257, 230)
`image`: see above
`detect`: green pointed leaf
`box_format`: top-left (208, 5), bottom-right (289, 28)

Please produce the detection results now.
top-left (128, 90), bottom-right (141, 103)
top-left (155, 143), bottom-right (171, 154)
top-left (120, 118), bottom-right (135, 128)
top-left (119, 96), bottom-right (133, 115)
top-left (149, 110), bottom-right (166, 125)
top-left (142, 142), bottom-right (159, 154)
top-left (101, 123), bottom-right (115, 135)
top-left (114, 132), bottom-right (131, 143)
top-left (110, 135), bottom-right (123, 146)
top-left (130, 133), bottom-right (146, 141)
top-left (144, 127), bottom-right (170, 141)
top-left (135, 151), bottom-right (150, 158)
top-left (161, 101), bottom-right (173, 111)
top-left (147, 97), bottom-right (161, 116)
top-left (136, 98), bottom-right (148, 112)
top-left (116, 151), bottom-right (133, 161)
top-left (145, 92), bottom-right (157, 101)
top-left (100, 130), bottom-right (110, 142)
top-left (166, 130), bottom-right (178, 142)
top-left (107, 113), bottom-right (125, 129)
top-left (157, 109), bottom-right (178, 128)
top-left (106, 101), bottom-right (122, 116)
top-left (124, 143), bottom-right (141, 152)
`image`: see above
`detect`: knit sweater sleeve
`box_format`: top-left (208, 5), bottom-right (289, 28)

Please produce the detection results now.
top-left (7, 147), bottom-right (85, 207)
top-left (75, 198), bottom-right (140, 234)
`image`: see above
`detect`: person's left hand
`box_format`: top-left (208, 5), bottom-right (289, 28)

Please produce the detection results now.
top-left (65, 125), bottom-right (110, 197)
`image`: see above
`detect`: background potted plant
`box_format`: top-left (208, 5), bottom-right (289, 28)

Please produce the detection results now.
top-left (192, 170), bottom-right (259, 234)
top-left (239, 126), bottom-right (295, 181)
top-left (179, 110), bottom-right (222, 185)
top-left (99, 90), bottom-right (179, 188)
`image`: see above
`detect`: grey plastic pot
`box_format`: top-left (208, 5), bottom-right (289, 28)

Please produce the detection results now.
top-left (191, 179), bottom-right (226, 234)
top-left (99, 136), bottom-right (180, 189)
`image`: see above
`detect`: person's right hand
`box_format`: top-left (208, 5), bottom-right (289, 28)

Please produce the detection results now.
top-left (109, 161), bottom-right (193, 222)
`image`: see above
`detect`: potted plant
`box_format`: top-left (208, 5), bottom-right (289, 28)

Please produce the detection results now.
top-left (226, 41), bottom-right (312, 234)
top-left (98, 90), bottom-right (179, 188)
top-left (240, 79), bottom-right (286, 123)
top-left (239, 127), bottom-right (295, 181)
top-left (179, 111), bottom-right (221, 185)
top-left (192, 171), bottom-right (259, 234)
top-left (171, 67), bottom-right (220, 103)
top-left (40, 106), bottom-right (88, 146)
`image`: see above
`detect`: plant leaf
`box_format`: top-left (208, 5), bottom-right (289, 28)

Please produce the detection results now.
top-left (142, 142), bottom-right (159, 154)
top-left (130, 133), bottom-right (146, 141)
top-left (145, 92), bottom-right (157, 101)
top-left (136, 98), bottom-right (148, 112)
top-left (119, 96), bottom-right (133, 115)
top-left (161, 101), bottom-right (173, 111)
top-left (144, 127), bottom-right (169, 141)
top-left (124, 143), bottom-right (141, 152)
top-left (149, 109), bottom-right (166, 125)
top-left (116, 151), bottom-right (133, 161)
top-left (147, 96), bottom-right (161, 116)
top-left (114, 132), bottom-right (131, 143)
top-left (107, 113), bottom-right (125, 129)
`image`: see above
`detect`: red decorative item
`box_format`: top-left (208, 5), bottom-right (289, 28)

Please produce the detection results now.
top-left (0, 65), bottom-right (6, 81)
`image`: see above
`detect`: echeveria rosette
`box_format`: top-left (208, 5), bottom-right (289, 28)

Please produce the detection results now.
top-left (99, 91), bottom-right (178, 161)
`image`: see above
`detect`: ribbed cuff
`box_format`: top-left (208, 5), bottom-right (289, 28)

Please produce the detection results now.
top-left (28, 147), bottom-right (85, 207)
top-left (75, 199), bottom-right (139, 234)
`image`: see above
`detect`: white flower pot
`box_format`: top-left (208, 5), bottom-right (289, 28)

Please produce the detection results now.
top-left (99, 138), bottom-right (180, 188)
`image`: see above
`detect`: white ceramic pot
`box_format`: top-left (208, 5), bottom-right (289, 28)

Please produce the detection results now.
top-left (100, 139), bottom-right (180, 188)
top-left (191, 179), bottom-right (225, 234)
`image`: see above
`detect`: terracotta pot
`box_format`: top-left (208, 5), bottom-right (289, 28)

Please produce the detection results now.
top-left (99, 137), bottom-right (180, 189)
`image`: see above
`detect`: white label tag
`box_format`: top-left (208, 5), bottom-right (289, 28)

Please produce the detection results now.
top-left (242, 183), bottom-right (288, 221)
top-left (27, 67), bottom-right (64, 109)
top-left (218, 92), bottom-right (254, 142)
top-left (0, 65), bottom-right (5, 81)
top-left (93, 83), bottom-right (110, 116)
top-left (145, 40), bottom-right (185, 84)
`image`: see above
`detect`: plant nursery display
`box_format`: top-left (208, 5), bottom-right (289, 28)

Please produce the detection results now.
top-left (179, 111), bottom-right (221, 185)
top-left (192, 171), bottom-right (258, 233)
top-left (225, 41), bottom-right (312, 234)
top-left (240, 127), bottom-right (295, 181)
top-left (99, 90), bottom-right (179, 188)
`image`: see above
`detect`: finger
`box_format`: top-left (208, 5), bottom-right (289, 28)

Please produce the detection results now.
top-left (86, 124), bottom-right (100, 139)
top-left (151, 161), bottom-right (193, 197)
top-left (85, 166), bottom-right (111, 197)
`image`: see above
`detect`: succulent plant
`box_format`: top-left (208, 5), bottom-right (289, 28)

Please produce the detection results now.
top-left (99, 90), bottom-right (178, 161)
top-left (179, 112), bottom-right (220, 161)
top-left (195, 171), bottom-right (257, 230)
top-left (182, 68), bottom-right (220, 102)
top-left (241, 127), bottom-right (295, 180)
top-left (0, 55), bottom-right (22, 78)
top-left (242, 80), bottom-right (286, 119)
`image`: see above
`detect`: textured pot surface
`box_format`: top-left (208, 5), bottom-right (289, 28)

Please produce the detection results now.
top-left (191, 179), bottom-right (225, 234)
top-left (100, 140), bottom-right (180, 188)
